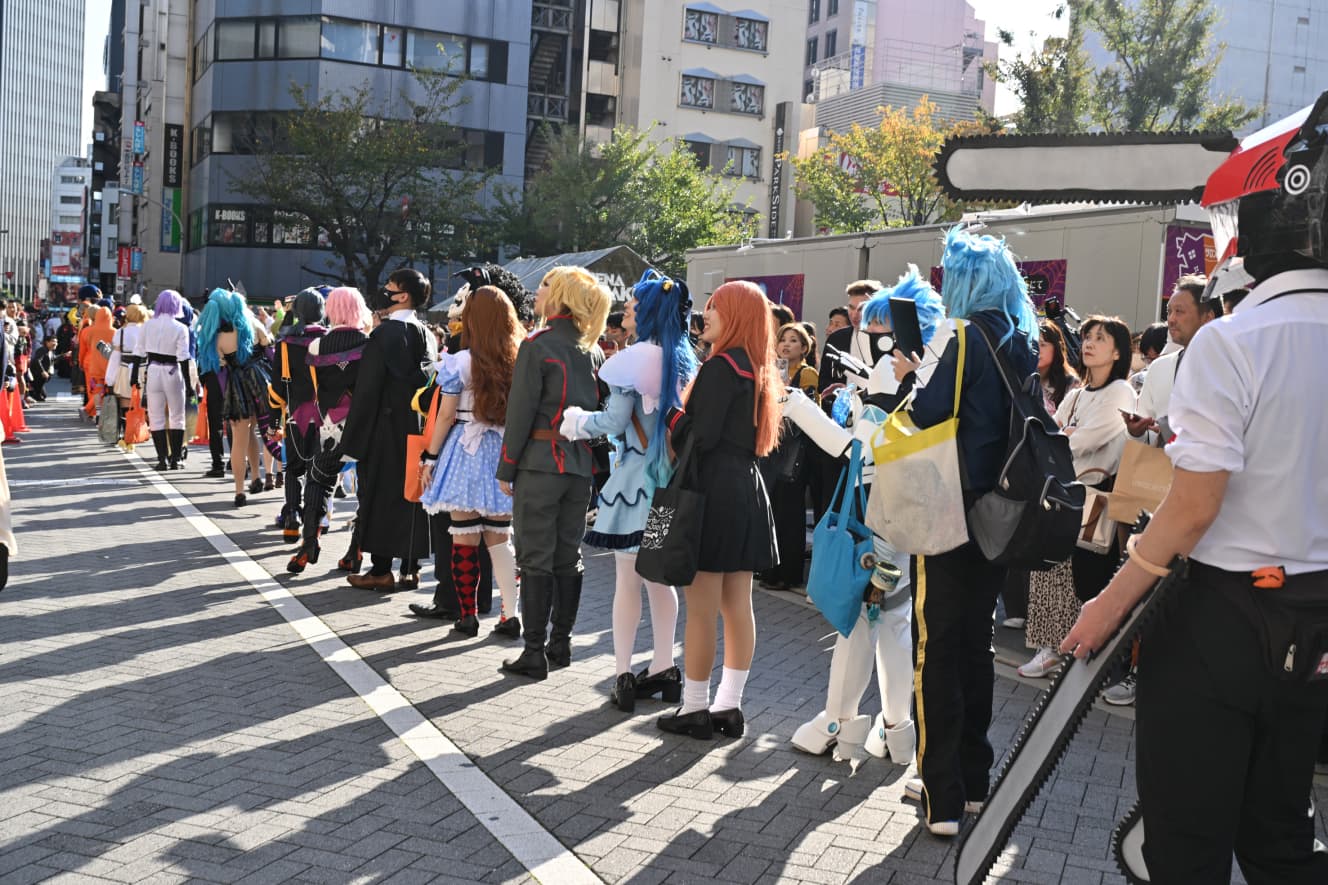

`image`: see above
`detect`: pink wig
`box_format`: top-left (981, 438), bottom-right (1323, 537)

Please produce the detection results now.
top-left (325, 287), bottom-right (370, 329)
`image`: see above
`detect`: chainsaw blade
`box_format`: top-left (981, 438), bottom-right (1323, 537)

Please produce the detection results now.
top-left (952, 558), bottom-right (1186, 885)
top-left (1112, 801), bottom-right (1150, 883)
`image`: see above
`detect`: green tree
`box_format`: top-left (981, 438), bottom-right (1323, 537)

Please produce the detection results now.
top-left (232, 71), bottom-right (488, 295)
top-left (787, 97), bottom-right (982, 233)
top-left (502, 126), bottom-right (747, 277)
top-left (987, 3), bottom-right (1093, 133)
top-left (1081, 0), bottom-right (1257, 131)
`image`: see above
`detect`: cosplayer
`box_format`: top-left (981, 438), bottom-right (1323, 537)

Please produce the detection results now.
top-left (500, 266), bottom-right (611, 681)
top-left (288, 287), bottom-right (371, 574)
top-left (780, 267), bottom-right (947, 767)
top-left (418, 286), bottom-right (524, 637)
top-left (271, 288), bottom-right (327, 542)
top-left (559, 270), bottom-right (699, 712)
top-left (104, 304), bottom-right (147, 449)
top-left (133, 291), bottom-right (193, 469)
top-left (341, 269), bottom-right (436, 589)
top-left (196, 288), bottom-right (274, 506)
top-left (80, 305), bottom-right (115, 420)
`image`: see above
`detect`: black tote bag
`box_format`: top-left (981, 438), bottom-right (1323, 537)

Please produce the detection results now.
top-left (636, 436), bottom-right (705, 587)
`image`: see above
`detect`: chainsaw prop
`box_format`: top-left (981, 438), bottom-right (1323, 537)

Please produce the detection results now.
top-left (936, 89), bottom-right (1328, 885)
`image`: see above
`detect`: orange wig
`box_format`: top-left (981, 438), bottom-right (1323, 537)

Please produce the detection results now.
top-left (699, 281), bottom-right (781, 457)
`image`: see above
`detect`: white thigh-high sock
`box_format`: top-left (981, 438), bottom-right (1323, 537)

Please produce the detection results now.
top-left (643, 580), bottom-right (678, 674)
top-left (712, 667), bottom-right (750, 712)
top-left (681, 678), bottom-right (710, 715)
top-left (488, 540), bottom-right (519, 619)
top-left (613, 552), bottom-right (644, 674)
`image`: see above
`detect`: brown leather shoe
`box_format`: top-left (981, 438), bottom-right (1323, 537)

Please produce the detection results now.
top-left (396, 572), bottom-right (421, 591)
top-left (347, 572), bottom-right (395, 591)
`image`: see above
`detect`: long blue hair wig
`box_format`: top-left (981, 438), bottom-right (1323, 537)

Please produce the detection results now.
top-left (860, 265), bottom-right (946, 346)
top-left (631, 269), bottom-right (699, 485)
top-left (938, 225), bottom-right (1038, 354)
top-left (196, 288), bottom-right (254, 374)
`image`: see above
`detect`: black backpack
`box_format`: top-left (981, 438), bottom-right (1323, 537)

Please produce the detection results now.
top-left (965, 322), bottom-right (1084, 570)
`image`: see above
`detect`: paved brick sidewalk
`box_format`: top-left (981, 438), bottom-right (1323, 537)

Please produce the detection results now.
top-left (4, 391), bottom-right (1325, 883)
top-left (1, 394), bottom-right (532, 884)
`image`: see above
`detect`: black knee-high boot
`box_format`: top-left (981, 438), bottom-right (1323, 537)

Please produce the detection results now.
top-left (546, 573), bottom-right (583, 670)
top-left (502, 573), bottom-right (553, 680)
top-left (150, 430), bottom-right (169, 471)
top-left (168, 429), bottom-right (185, 469)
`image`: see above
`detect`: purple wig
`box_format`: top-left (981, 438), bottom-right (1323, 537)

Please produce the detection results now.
top-left (154, 289), bottom-right (185, 319)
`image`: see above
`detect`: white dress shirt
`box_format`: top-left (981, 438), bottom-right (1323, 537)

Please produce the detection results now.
top-left (1167, 267), bottom-right (1328, 574)
top-left (1132, 350), bottom-right (1180, 445)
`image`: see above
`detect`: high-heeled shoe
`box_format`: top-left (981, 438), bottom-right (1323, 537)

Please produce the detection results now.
top-left (286, 541), bottom-right (320, 574)
top-left (610, 673), bottom-right (637, 713)
top-left (657, 708), bottom-right (713, 739)
top-left (234, 493), bottom-right (247, 508)
top-left (634, 665), bottom-right (682, 702)
top-left (451, 615), bottom-right (479, 638)
top-left (336, 545), bottom-right (362, 573)
top-left (709, 707), bottom-right (745, 738)
top-left (248, 478), bottom-right (263, 495)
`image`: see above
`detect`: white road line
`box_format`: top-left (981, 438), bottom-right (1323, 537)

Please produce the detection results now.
top-left (119, 449), bottom-right (601, 885)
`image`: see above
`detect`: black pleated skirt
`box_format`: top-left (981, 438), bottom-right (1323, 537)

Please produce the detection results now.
top-left (695, 450), bottom-right (778, 573)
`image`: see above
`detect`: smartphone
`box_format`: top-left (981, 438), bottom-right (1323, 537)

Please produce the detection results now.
top-left (1119, 408), bottom-right (1142, 422)
top-left (889, 297), bottom-right (925, 360)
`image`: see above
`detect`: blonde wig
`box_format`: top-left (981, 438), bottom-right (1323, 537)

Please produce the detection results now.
top-left (541, 266), bottom-right (611, 350)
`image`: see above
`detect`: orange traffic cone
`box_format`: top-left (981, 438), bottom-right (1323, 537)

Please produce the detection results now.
top-left (190, 390), bottom-right (210, 446)
top-left (8, 388), bottom-right (30, 433)
top-left (0, 390), bottom-right (15, 441)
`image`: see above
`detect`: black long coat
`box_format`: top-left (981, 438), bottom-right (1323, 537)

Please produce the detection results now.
top-left (342, 317), bottom-right (433, 563)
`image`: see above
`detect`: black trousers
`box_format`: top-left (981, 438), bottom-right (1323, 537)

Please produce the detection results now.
top-left (1136, 563), bottom-right (1328, 884)
top-left (763, 473), bottom-right (809, 586)
top-left (512, 471), bottom-right (591, 577)
top-left (200, 371), bottom-right (225, 466)
top-left (911, 541), bottom-right (1004, 824)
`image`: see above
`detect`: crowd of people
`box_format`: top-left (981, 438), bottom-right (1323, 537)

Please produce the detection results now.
top-left (32, 221), bottom-right (1328, 879)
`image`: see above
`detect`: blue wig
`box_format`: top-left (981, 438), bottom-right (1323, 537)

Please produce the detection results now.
top-left (938, 225), bottom-right (1038, 354)
top-left (196, 288), bottom-right (255, 375)
top-left (630, 269), bottom-right (699, 485)
top-left (860, 265), bottom-right (947, 346)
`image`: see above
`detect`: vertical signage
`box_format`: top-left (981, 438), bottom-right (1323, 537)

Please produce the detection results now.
top-left (160, 188), bottom-right (182, 253)
top-left (130, 248), bottom-right (144, 273)
top-left (163, 124), bottom-right (183, 187)
top-left (851, 1), bottom-right (873, 90)
top-left (768, 102), bottom-right (789, 239)
top-left (120, 137), bottom-right (133, 188)
top-left (131, 162), bottom-right (144, 195)
top-left (117, 246), bottom-right (132, 278)
top-left (133, 121), bottom-right (146, 155)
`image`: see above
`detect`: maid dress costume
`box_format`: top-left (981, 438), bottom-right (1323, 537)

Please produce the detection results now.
top-left (419, 350), bottom-right (511, 523)
top-left (566, 341), bottom-right (666, 550)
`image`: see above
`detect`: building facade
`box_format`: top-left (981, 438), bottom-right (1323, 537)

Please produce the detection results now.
top-left (0, 0), bottom-right (87, 299)
top-left (618, 0), bottom-right (807, 234)
top-left (183, 1), bottom-right (530, 297)
top-left (44, 158), bottom-right (93, 304)
top-left (90, 91), bottom-right (123, 294)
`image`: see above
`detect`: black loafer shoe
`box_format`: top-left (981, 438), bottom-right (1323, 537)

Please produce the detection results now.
top-left (451, 615), bottom-right (479, 638)
top-left (710, 707), bottom-right (745, 738)
top-left (409, 603), bottom-right (460, 620)
top-left (635, 665), bottom-right (682, 702)
top-left (491, 616), bottom-right (522, 638)
top-left (657, 707), bottom-right (713, 740)
top-left (610, 672), bottom-right (637, 713)
top-left (502, 648), bottom-right (549, 681)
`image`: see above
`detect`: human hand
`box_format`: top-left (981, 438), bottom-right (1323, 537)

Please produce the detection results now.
top-left (499, 480), bottom-right (513, 497)
top-left (419, 461), bottom-right (434, 487)
top-left (1122, 411), bottom-right (1159, 437)
top-left (821, 382), bottom-right (845, 399)
top-left (1059, 592), bottom-right (1128, 660)
top-left (891, 351), bottom-right (921, 383)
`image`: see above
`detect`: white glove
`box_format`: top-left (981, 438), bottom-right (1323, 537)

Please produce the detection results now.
top-left (559, 406), bottom-right (592, 440)
top-left (782, 388), bottom-right (850, 458)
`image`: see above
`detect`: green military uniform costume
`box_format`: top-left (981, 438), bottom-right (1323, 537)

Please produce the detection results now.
top-left (499, 315), bottom-right (602, 679)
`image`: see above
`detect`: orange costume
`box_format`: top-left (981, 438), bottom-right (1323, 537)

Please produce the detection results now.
top-left (80, 307), bottom-right (115, 418)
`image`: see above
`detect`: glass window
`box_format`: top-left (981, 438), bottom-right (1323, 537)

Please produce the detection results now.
top-left (278, 17), bottom-right (320, 58)
top-left (825, 30), bottom-right (837, 57)
top-left (469, 41), bottom-right (489, 79)
top-left (193, 27), bottom-right (213, 79)
top-left (210, 207), bottom-right (249, 246)
top-left (730, 82), bottom-right (764, 115)
top-left (725, 145), bottom-right (761, 178)
top-left (828, 0), bottom-right (839, 15)
top-left (192, 123), bottom-right (211, 164)
top-left (407, 29), bottom-right (466, 73)
top-left (680, 75), bottom-right (715, 109)
top-left (734, 19), bottom-right (768, 52)
top-left (806, 38), bottom-right (818, 66)
top-left (683, 9), bottom-right (719, 43)
top-left (273, 211), bottom-right (310, 245)
top-left (257, 20), bottom-right (277, 58)
top-left (251, 216), bottom-right (272, 245)
top-left (681, 140), bottom-right (711, 167)
top-left (382, 26), bottom-right (404, 67)
top-left (212, 113), bottom-right (234, 153)
top-left (216, 19), bottom-right (255, 60)
top-left (58, 215), bottom-right (81, 226)
top-left (810, 0), bottom-right (821, 24)
top-left (321, 18), bottom-right (380, 64)
top-left (59, 195), bottom-right (82, 204)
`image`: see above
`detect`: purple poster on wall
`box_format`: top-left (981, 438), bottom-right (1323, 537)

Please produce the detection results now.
top-left (930, 259), bottom-right (1068, 311)
top-left (732, 273), bottom-right (805, 319)
top-left (1160, 224), bottom-right (1216, 301)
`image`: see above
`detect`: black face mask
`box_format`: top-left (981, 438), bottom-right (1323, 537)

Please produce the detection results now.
top-left (368, 286), bottom-right (400, 313)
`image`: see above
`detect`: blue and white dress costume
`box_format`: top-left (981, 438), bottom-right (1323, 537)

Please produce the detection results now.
top-left (567, 342), bottom-right (664, 551)
top-left (419, 350), bottom-right (511, 524)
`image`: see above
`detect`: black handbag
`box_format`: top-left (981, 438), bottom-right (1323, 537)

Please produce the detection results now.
top-left (772, 422), bottom-right (808, 484)
top-left (636, 436), bottom-right (705, 587)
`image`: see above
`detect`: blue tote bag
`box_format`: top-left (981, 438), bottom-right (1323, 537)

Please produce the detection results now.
top-left (806, 439), bottom-right (875, 637)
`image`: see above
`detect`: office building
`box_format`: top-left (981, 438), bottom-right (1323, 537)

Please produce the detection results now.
top-left (44, 158), bottom-right (93, 304)
top-left (184, 2), bottom-right (530, 296)
top-left (0, 0), bottom-right (87, 298)
top-left (90, 91), bottom-right (123, 294)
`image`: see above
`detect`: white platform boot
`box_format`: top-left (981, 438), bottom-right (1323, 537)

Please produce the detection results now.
top-left (791, 610), bottom-right (876, 754)
top-left (831, 714), bottom-right (873, 773)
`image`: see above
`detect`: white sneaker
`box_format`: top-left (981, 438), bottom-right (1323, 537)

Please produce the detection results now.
top-left (904, 777), bottom-right (923, 802)
top-left (1001, 617), bottom-right (1026, 629)
top-left (927, 819), bottom-right (960, 837)
top-left (1018, 647), bottom-right (1061, 678)
top-left (1103, 672), bottom-right (1137, 706)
